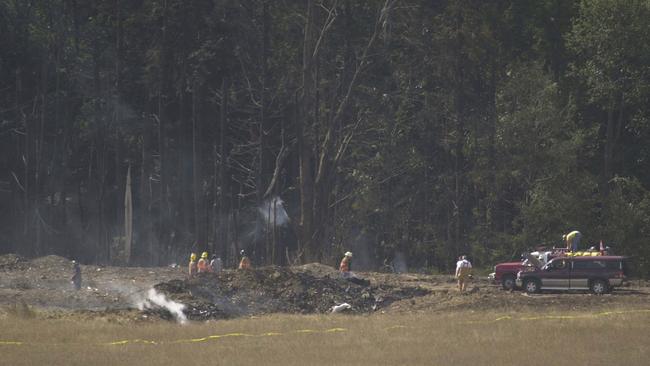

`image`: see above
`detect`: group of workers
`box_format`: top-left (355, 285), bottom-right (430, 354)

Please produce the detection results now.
top-left (187, 249), bottom-right (356, 279)
top-left (71, 230), bottom-right (587, 292)
top-left (64, 227), bottom-right (592, 292)
top-left (188, 250), bottom-right (250, 277)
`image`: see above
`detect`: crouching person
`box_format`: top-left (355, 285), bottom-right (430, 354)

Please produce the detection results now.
top-left (339, 251), bottom-right (369, 286)
top-left (339, 251), bottom-right (353, 278)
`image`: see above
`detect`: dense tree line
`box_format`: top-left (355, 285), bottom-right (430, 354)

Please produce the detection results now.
top-left (1, 0), bottom-right (649, 274)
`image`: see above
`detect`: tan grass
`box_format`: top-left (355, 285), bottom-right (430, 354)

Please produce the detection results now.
top-left (1, 309), bottom-right (649, 366)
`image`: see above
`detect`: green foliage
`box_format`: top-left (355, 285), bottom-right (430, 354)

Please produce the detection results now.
top-left (567, 0), bottom-right (650, 103)
top-left (1, 0), bottom-right (650, 275)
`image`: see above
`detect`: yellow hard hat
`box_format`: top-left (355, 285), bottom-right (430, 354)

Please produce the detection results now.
top-left (190, 253), bottom-right (197, 261)
top-left (201, 252), bottom-right (208, 259)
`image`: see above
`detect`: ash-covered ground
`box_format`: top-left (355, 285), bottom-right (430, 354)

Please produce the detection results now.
top-left (1, 254), bottom-right (649, 322)
top-left (154, 263), bottom-right (429, 320)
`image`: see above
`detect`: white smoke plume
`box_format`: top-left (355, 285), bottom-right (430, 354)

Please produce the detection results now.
top-left (137, 288), bottom-right (187, 324)
top-left (258, 196), bottom-right (290, 227)
top-left (392, 252), bottom-right (408, 273)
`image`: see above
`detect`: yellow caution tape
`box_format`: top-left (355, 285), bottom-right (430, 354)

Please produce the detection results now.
top-left (464, 309), bottom-right (650, 324)
top-left (2, 309), bottom-right (649, 347)
top-left (0, 341), bottom-right (24, 345)
top-left (324, 327), bottom-right (347, 333)
top-left (106, 339), bottom-right (158, 345)
top-left (261, 332), bottom-right (282, 336)
top-left (104, 328), bottom-right (346, 346)
top-left (384, 325), bottom-right (409, 331)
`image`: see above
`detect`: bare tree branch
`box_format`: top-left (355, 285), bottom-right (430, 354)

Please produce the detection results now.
top-left (315, 0), bottom-right (397, 184)
top-left (312, 0), bottom-right (339, 60)
top-left (263, 145), bottom-right (291, 198)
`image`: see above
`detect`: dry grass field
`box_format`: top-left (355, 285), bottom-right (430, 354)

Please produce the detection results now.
top-left (2, 308), bottom-right (649, 366)
top-left (2, 255), bottom-right (650, 365)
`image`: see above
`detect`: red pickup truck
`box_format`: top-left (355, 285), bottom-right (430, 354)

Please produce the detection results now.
top-left (489, 251), bottom-right (556, 290)
top-left (489, 261), bottom-right (525, 290)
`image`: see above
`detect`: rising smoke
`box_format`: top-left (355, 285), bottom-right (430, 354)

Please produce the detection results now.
top-left (258, 196), bottom-right (290, 227)
top-left (392, 252), bottom-right (408, 273)
top-left (137, 288), bottom-right (188, 324)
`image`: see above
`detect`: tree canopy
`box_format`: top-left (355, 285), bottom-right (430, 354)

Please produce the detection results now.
top-left (1, 0), bottom-right (649, 275)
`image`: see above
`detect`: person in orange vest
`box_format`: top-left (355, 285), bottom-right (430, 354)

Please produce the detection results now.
top-left (238, 250), bottom-right (252, 270)
top-left (197, 251), bottom-right (211, 273)
top-left (339, 251), bottom-right (353, 278)
top-left (188, 253), bottom-right (198, 278)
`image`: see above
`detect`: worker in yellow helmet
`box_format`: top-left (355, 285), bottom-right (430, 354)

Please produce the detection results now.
top-left (197, 251), bottom-right (211, 273)
top-left (188, 253), bottom-right (198, 278)
top-left (563, 230), bottom-right (582, 252)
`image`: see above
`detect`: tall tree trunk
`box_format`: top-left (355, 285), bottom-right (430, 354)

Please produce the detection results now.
top-left (259, 0), bottom-right (271, 264)
top-left (192, 76), bottom-right (206, 249)
top-left (156, 0), bottom-right (169, 265)
top-left (92, 50), bottom-right (108, 264)
top-left (298, 0), bottom-right (316, 262)
top-left (115, 0), bottom-right (123, 258)
top-left (124, 165), bottom-right (133, 264)
top-left (217, 79), bottom-right (228, 259)
top-left (452, 4), bottom-right (465, 259)
top-left (602, 92), bottom-right (625, 197)
top-left (141, 110), bottom-right (154, 266)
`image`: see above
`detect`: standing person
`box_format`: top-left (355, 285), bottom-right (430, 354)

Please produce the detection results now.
top-left (188, 253), bottom-right (198, 278)
top-left (238, 250), bottom-right (252, 270)
top-left (339, 251), bottom-right (353, 278)
top-left (70, 260), bottom-right (82, 290)
top-left (563, 230), bottom-right (582, 252)
top-left (210, 254), bottom-right (223, 272)
top-left (197, 252), bottom-right (211, 273)
top-left (455, 255), bottom-right (472, 293)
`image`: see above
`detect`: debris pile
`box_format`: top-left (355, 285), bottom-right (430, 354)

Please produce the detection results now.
top-left (0, 254), bottom-right (28, 271)
top-left (154, 265), bottom-right (430, 321)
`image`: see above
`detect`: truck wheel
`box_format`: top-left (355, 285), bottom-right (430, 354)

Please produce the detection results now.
top-left (523, 279), bottom-right (540, 294)
top-left (501, 275), bottom-right (516, 291)
top-left (590, 279), bottom-right (609, 295)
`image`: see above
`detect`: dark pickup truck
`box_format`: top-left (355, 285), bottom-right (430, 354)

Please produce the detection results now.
top-left (515, 256), bottom-right (629, 295)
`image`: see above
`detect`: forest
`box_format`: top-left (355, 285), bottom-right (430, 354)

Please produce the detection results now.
top-left (1, 0), bottom-right (650, 274)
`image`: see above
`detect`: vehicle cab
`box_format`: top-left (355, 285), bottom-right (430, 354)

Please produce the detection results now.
top-left (489, 250), bottom-right (555, 290)
top-left (515, 256), bottom-right (629, 294)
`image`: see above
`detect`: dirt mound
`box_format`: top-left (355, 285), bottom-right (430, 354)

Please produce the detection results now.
top-left (30, 255), bottom-right (73, 269)
top-left (2, 254), bottom-right (649, 322)
top-left (0, 254), bottom-right (28, 271)
top-left (293, 262), bottom-right (340, 278)
top-left (154, 266), bottom-right (430, 321)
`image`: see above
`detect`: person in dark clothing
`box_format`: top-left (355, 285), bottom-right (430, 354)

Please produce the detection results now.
top-left (71, 260), bottom-right (81, 290)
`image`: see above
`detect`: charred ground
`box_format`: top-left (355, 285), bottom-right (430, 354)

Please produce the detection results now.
top-left (1, 254), bottom-right (649, 322)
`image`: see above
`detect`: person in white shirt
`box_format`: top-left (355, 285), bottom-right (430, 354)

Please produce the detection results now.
top-left (455, 255), bottom-right (473, 293)
top-left (210, 255), bottom-right (223, 272)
